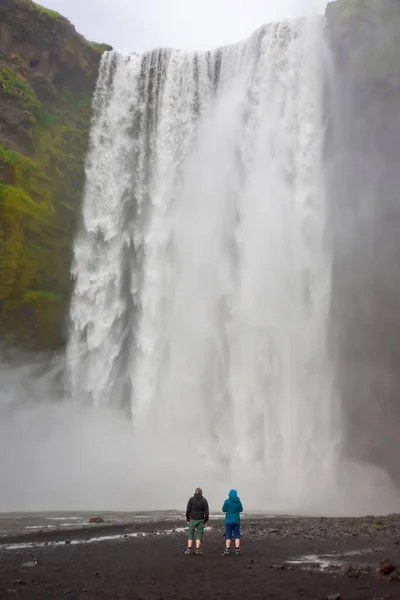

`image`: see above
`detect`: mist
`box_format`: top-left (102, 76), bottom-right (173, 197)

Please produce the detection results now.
top-left (0, 346), bottom-right (399, 516)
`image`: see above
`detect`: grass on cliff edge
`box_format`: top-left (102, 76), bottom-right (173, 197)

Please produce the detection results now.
top-left (19, 0), bottom-right (63, 22)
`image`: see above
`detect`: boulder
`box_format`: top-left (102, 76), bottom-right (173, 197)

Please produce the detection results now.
top-left (379, 557), bottom-right (396, 575)
top-left (88, 516), bottom-right (105, 524)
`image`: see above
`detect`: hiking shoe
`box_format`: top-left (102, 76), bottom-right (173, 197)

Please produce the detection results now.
top-left (184, 548), bottom-right (191, 555)
top-left (195, 549), bottom-right (202, 555)
top-left (235, 549), bottom-right (241, 555)
top-left (223, 549), bottom-right (230, 556)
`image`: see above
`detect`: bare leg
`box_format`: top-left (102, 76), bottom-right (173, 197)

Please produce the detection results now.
top-left (195, 538), bottom-right (201, 550)
top-left (235, 538), bottom-right (240, 549)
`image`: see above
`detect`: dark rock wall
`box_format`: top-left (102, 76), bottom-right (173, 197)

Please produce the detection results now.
top-left (326, 0), bottom-right (400, 484)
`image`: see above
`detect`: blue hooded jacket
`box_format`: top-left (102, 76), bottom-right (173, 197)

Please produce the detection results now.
top-left (222, 489), bottom-right (243, 525)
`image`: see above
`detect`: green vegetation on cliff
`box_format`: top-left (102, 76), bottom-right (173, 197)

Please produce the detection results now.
top-left (0, 0), bottom-right (112, 349)
top-left (0, 66), bottom-right (40, 109)
top-left (26, 0), bottom-right (63, 20)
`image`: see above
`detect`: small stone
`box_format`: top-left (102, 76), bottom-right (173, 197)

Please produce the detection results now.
top-left (341, 563), bottom-right (353, 574)
top-left (65, 540), bottom-right (71, 545)
top-left (88, 516), bottom-right (104, 524)
top-left (327, 595), bottom-right (341, 600)
top-left (270, 564), bottom-right (285, 570)
top-left (380, 558), bottom-right (396, 575)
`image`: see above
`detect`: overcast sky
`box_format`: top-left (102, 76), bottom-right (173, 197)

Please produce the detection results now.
top-left (39, 0), bottom-right (330, 52)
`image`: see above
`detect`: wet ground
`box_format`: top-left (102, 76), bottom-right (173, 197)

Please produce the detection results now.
top-left (0, 512), bottom-right (399, 598)
top-left (0, 511), bottom-right (186, 538)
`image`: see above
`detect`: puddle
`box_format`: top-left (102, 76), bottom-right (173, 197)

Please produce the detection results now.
top-left (287, 554), bottom-right (337, 570)
top-left (286, 547), bottom-right (385, 571)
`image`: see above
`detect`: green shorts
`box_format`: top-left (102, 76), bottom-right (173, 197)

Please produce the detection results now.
top-left (188, 519), bottom-right (205, 541)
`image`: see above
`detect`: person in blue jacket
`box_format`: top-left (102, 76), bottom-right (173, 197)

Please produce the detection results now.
top-left (222, 489), bottom-right (243, 555)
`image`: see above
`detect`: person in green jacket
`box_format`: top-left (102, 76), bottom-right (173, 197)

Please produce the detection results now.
top-left (222, 489), bottom-right (243, 555)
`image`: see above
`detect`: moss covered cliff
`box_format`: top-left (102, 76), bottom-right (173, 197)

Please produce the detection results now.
top-left (0, 0), bottom-right (111, 348)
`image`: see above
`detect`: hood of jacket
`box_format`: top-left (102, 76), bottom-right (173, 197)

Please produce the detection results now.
top-left (229, 489), bottom-right (240, 501)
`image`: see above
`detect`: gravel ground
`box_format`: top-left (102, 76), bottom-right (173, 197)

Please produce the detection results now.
top-left (0, 513), bottom-right (400, 599)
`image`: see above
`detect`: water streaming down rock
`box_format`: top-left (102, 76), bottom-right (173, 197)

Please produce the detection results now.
top-left (67, 18), bottom-right (338, 509)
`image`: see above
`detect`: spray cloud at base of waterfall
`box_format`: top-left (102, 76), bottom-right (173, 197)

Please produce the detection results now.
top-left (0, 347), bottom-right (399, 515)
top-left (1, 17), bottom-right (399, 516)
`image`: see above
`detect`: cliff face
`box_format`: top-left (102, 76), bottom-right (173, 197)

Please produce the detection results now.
top-left (326, 0), bottom-right (400, 484)
top-left (0, 0), bottom-right (111, 348)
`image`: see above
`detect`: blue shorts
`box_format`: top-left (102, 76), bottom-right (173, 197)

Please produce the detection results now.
top-left (225, 523), bottom-right (240, 540)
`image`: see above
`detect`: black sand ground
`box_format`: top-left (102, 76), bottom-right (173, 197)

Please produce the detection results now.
top-left (1, 515), bottom-right (400, 599)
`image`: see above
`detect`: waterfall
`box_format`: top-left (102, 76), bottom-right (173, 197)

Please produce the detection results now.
top-left (67, 18), bottom-right (338, 510)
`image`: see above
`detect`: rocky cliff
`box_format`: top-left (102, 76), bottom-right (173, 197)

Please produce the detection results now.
top-left (0, 0), bottom-right (111, 348)
top-left (326, 0), bottom-right (400, 484)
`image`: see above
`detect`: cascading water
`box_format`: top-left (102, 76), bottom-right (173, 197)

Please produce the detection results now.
top-left (67, 17), bottom-right (338, 511)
